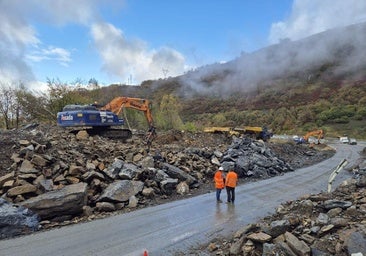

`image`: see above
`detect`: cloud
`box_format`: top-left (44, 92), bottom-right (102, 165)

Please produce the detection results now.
top-left (27, 46), bottom-right (72, 67)
top-left (0, 1), bottom-right (39, 83)
top-left (0, 0), bottom-right (107, 85)
top-left (269, 0), bottom-right (366, 43)
top-left (4, 0), bottom-right (100, 26)
top-left (91, 22), bottom-right (186, 84)
top-left (0, 0), bottom-right (184, 86)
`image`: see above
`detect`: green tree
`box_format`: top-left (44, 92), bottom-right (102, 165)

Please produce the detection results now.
top-left (157, 94), bottom-right (183, 130)
top-left (212, 113), bottom-right (226, 125)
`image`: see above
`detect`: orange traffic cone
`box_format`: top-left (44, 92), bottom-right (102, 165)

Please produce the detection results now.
top-left (143, 250), bottom-right (148, 256)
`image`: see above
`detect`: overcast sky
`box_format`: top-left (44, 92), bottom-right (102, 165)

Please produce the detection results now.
top-left (1, 0), bottom-right (365, 88)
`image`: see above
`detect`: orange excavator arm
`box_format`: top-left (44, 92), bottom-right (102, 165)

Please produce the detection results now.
top-left (303, 129), bottom-right (324, 140)
top-left (100, 97), bottom-right (154, 127)
top-left (100, 96), bottom-right (156, 146)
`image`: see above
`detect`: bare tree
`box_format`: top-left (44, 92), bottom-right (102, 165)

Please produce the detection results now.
top-left (0, 83), bottom-right (16, 129)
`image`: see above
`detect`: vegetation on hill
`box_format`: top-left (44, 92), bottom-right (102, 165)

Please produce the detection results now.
top-left (1, 23), bottom-right (366, 138)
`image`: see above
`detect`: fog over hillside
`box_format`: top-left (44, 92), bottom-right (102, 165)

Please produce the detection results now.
top-left (177, 22), bottom-right (366, 97)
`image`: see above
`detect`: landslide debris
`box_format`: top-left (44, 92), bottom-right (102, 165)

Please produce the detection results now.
top-left (187, 150), bottom-right (366, 256)
top-left (198, 173), bottom-right (366, 256)
top-left (0, 124), bottom-right (335, 238)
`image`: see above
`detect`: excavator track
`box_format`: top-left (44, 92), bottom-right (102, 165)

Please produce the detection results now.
top-left (68, 127), bottom-right (132, 141)
top-left (91, 128), bottom-right (132, 140)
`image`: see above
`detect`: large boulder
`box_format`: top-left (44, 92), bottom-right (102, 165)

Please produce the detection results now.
top-left (20, 182), bottom-right (88, 220)
top-left (161, 163), bottom-right (197, 185)
top-left (98, 180), bottom-right (144, 203)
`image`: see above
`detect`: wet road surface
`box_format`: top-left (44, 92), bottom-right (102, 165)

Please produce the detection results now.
top-left (0, 141), bottom-right (363, 256)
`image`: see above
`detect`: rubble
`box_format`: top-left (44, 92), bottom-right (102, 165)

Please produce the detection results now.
top-left (221, 137), bottom-right (293, 177)
top-left (202, 175), bottom-right (366, 255)
top-left (0, 125), bottom-right (335, 240)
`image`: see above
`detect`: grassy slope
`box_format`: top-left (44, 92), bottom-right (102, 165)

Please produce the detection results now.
top-left (105, 23), bottom-right (366, 139)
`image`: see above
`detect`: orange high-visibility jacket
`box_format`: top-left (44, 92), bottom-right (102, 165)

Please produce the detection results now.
top-left (225, 171), bottom-right (238, 188)
top-left (214, 171), bottom-right (225, 189)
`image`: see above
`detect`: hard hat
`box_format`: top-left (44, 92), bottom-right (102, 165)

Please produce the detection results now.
top-left (219, 167), bottom-right (224, 171)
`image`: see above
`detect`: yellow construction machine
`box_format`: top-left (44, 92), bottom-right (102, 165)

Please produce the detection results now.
top-left (203, 126), bottom-right (273, 141)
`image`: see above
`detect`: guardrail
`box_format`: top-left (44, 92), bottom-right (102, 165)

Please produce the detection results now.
top-left (328, 159), bottom-right (348, 192)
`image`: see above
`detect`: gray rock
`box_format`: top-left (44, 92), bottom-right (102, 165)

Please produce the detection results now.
top-left (160, 178), bottom-right (178, 195)
top-left (162, 163), bottom-right (197, 185)
top-left (356, 174), bottom-right (366, 187)
top-left (316, 212), bottom-right (330, 225)
top-left (229, 236), bottom-right (244, 255)
top-left (0, 171), bottom-right (15, 188)
top-left (0, 198), bottom-right (39, 239)
top-left (324, 199), bottom-right (352, 209)
top-left (103, 158), bottom-right (124, 179)
top-left (285, 232), bottom-right (311, 256)
top-left (176, 181), bottom-right (189, 195)
top-left (96, 202), bottom-right (115, 212)
top-left (98, 180), bottom-right (144, 203)
top-left (128, 195), bottom-right (138, 208)
top-left (82, 170), bottom-right (105, 183)
top-left (221, 137), bottom-right (293, 178)
top-left (31, 154), bottom-right (48, 167)
top-left (19, 159), bottom-right (39, 174)
top-left (277, 241), bottom-right (297, 256)
top-left (262, 243), bottom-right (276, 256)
top-left (311, 247), bottom-right (333, 256)
top-left (269, 219), bottom-right (291, 237)
top-left (20, 182), bottom-right (88, 220)
top-left (7, 184), bottom-right (38, 197)
top-left (35, 176), bottom-right (54, 192)
top-left (346, 231), bottom-right (366, 255)
top-left (118, 163), bottom-right (139, 180)
top-left (140, 156), bottom-right (155, 168)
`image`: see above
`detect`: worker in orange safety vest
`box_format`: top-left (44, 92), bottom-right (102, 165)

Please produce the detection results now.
top-left (214, 166), bottom-right (225, 203)
top-left (225, 169), bottom-right (238, 203)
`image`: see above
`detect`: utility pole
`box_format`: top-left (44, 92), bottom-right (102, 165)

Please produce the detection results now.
top-left (127, 74), bottom-right (133, 85)
top-left (162, 68), bottom-right (168, 79)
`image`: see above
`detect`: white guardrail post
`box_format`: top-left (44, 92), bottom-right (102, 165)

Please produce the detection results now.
top-left (328, 159), bottom-right (348, 193)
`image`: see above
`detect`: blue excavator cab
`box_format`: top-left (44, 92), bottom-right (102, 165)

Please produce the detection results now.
top-left (57, 104), bottom-right (124, 128)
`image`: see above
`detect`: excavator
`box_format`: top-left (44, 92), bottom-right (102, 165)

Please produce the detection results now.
top-left (57, 97), bottom-right (156, 144)
top-left (294, 129), bottom-right (324, 144)
top-left (203, 126), bottom-right (273, 141)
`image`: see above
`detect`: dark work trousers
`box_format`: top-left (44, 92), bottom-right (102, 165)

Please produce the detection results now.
top-left (216, 188), bottom-right (223, 201)
top-left (226, 186), bottom-right (235, 203)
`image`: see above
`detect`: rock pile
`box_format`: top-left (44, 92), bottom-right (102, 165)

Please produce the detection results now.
top-left (221, 137), bottom-right (293, 177)
top-left (0, 125), bottom-right (334, 239)
top-left (206, 173), bottom-right (366, 255)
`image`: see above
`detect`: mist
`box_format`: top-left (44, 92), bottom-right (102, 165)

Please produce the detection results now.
top-left (176, 21), bottom-right (366, 98)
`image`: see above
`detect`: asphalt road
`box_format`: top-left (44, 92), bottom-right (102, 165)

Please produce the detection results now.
top-left (0, 141), bottom-right (363, 256)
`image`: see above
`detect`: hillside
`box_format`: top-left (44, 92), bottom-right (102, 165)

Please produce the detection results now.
top-left (99, 22), bottom-right (366, 138)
